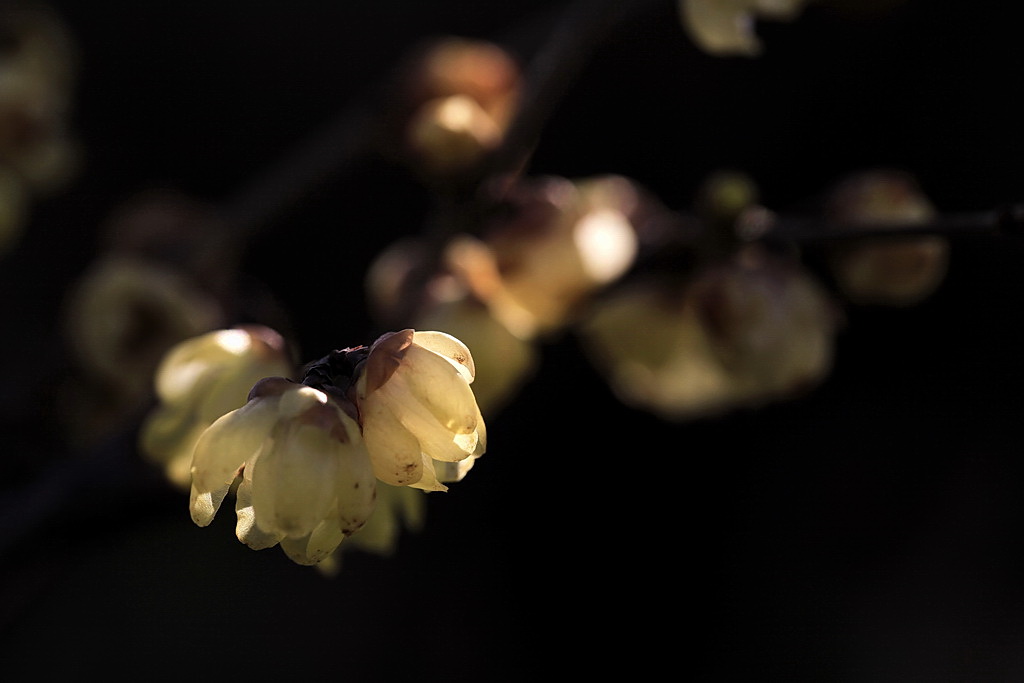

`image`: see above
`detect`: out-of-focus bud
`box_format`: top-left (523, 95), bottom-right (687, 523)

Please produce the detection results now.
top-left (824, 169), bottom-right (948, 306)
top-left (694, 169), bottom-right (761, 229)
top-left (62, 256), bottom-right (224, 403)
top-left (385, 36), bottom-right (521, 179)
top-left (190, 379), bottom-right (377, 567)
top-left (689, 245), bottom-right (839, 400)
top-left (0, 3), bottom-right (79, 195)
top-left (405, 94), bottom-right (504, 176)
top-left (139, 326), bottom-right (294, 489)
top-left (356, 329), bottom-right (486, 491)
top-left (678, 0), bottom-right (809, 56)
top-left (580, 246), bottom-right (839, 420)
top-left (483, 174), bottom-right (657, 336)
top-left (579, 275), bottom-right (740, 420)
top-left (366, 235), bottom-right (538, 416)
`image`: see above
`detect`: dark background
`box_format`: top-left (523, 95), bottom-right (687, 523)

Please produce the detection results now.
top-left (2, 1), bottom-right (1024, 680)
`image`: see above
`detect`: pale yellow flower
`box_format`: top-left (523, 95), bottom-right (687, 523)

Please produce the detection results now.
top-left (139, 326), bottom-right (293, 489)
top-left (356, 329), bottom-right (486, 491)
top-left (62, 256), bottom-right (223, 400)
top-left (580, 247), bottom-right (839, 420)
top-left (484, 175), bottom-right (649, 337)
top-left (189, 378), bottom-right (377, 566)
top-left (824, 170), bottom-right (948, 306)
top-left (679, 0), bottom-right (809, 56)
top-left (365, 235), bottom-right (539, 416)
top-left (393, 37), bottom-right (521, 178)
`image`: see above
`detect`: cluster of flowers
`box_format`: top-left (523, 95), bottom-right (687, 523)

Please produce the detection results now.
top-left (357, 13), bottom-right (947, 424)
top-left (141, 326), bottom-right (486, 569)
top-left (0, 2), bottom-right (79, 256)
top-left (369, 136), bottom-right (947, 422)
top-left (61, 4), bottom-right (945, 571)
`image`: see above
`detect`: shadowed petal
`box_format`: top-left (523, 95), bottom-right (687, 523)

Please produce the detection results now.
top-left (190, 397), bottom-right (277, 494)
top-left (411, 330), bottom-right (475, 383)
top-left (251, 422), bottom-right (340, 538)
top-left (361, 396), bottom-right (424, 486)
top-left (235, 476), bottom-right (283, 550)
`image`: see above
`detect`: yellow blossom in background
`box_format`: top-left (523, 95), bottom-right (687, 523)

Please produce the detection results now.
top-left (483, 174), bottom-right (653, 337)
top-left (139, 326), bottom-right (294, 489)
top-left (0, 3), bottom-right (79, 196)
top-left (580, 276), bottom-right (740, 420)
top-left (356, 329), bottom-right (486, 491)
top-left (580, 246), bottom-right (839, 420)
top-left (365, 234), bottom-right (539, 416)
top-left (62, 255), bottom-right (224, 401)
top-left (190, 378), bottom-right (377, 566)
top-left (388, 36), bottom-right (521, 179)
top-left (824, 169), bottom-right (948, 307)
top-left (679, 0), bottom-right (810, 56)
top-left (690, 246), bottom-right (839, 400)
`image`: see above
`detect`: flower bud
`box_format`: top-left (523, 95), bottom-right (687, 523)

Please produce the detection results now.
top-left (482, 175), bottom-right (653, 336)
top-left (824, 169), bottom-right (948, 306)
top-left (383, 36), bottom-right (521, 179)
top-left (689, 246), bottom-right (839, 400)
top-left (0, 4), bottom-right (78, 194)
top-left (62, 256), bottom-right (224, 401)
top-left (580, 247), bottom-right (839, 420)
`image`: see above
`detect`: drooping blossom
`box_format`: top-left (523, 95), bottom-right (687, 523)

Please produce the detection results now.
top-left (189, 377), bottom-right (377, 566)
top-left (139, 326), bottom-right (293, 489)
top-left (356, 329), bottom-right (486, 491)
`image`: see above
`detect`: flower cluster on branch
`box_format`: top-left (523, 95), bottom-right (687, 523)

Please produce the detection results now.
top-left (143, 327), bottom-right (485, 568)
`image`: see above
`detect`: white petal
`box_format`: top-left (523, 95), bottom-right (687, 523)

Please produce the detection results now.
top-left (361, 395), bottom-right (424, 486)
top-left (411, 330), bottom-right (476, 383)
top-left (189, 397), bottom-right (277, 494)
top-left (280, 519), bottom-right (347, 566)
top-left (408, 456), bottom-right (448, 492)
top-left (251, 421), bottom-right (340, 538)
top-left (376, 377), bottom-right (476, 462)
top-left (333, 427), bottom-right (378, 535)
top-left (234, 476), bottom-right (283, 550)
top-left (189, 483), bottom-right (231, 527)
top-left (400, 345), bottom-right (481, 434)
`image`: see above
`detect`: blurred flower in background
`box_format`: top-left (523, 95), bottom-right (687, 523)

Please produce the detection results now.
top-left (678, 0), bottom-right (810, 56)
top-left (381, 36), bottom-right (522, 182)
top-left (822, 169), bottom-right (948, 307)
top-left (0, 1), bottom-right (79, 256)
top-left (139, 325), bottom-right (295, 489)
top-left (366, 173), bottom-right (666, 416)
top-left (580, 245), bottom-right (839, 420)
